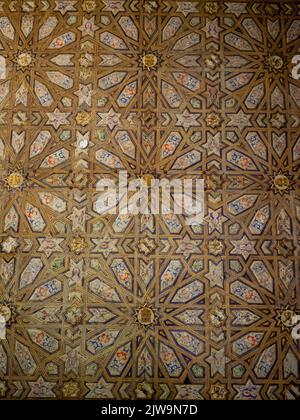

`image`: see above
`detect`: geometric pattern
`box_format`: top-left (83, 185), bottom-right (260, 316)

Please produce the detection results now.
top-left (0, 0), bottom-right (299, 400)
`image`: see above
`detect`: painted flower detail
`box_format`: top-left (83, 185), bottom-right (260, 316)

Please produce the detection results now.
top-left (271, 172), bottom-right (293, 195)
top-left (206, 112), bottom-right (222, 128)
top-left (82, 1), bottom-right (97, 13)
top-left (135, 303), bottom-right (158, 329)
top-left (64, 306), bottom-right (85, 326)
top-left (69, 237), bottom-right (88, 255)
top-left (75, 111), bottom-right (92, 127)
top-left (275, 306), bottom-right (298, 331)
top-left (264, 54), bottom-right (287, 73)
top-left (140, 51), bottom-right (162, 71)
top-left (13, 50), bottom-right (36, 71)
top-left (208, 239), bottom-right (224, 256)
top-left (2, 168), bottom-right (27, 191)
top-left (209, 383), bottom-right (228, 400)
top-left (62, 381), bottom-right (80, 398)
top-left (204, 2), bottom-right (219, 14)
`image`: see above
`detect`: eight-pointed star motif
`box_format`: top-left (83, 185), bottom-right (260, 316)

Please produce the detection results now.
top-left (102, 0), bottom-right (126, 15)
top-left (54, 0), bottom-right (77, 15)
top-left (78, 17), bottom-right (99, 37)
top-left (68, 207), bottom-right (91, 232)
top-left (228, 109), bottom-right (252, 129)
top-left (28, 376), bottom-right (56, 398)
top-left (230, 235), bottom-right (257, 260)
top-left (46, 108), bottom-right (71, 129)
top-left (92, 236), bottom-right (118, 257)
top-left (37, 237), bottom-right (64, 257)
top-left (206, 208), bottom-right (228, 234)
top-left (205, 261), bottom-right (224, 288)
top-left (206, 347), bottom-right (230, 376)
top-left (203, 132), bottom-right (222, 156)
top-left (203, 18), bottom-right (222, 39)
top-left (176, 109), bottom-right (201, 131)
top-left (98, 108), bottom-right (122, 130)
top-left (175, 234), bottom-right (202, 259)
top-left (74, 84), bottom-right (93, 106)
top-left (65, 259), bottom-right (85, 286)
top-left (60, 346), bottom-right (85, 375)
top-left (86, 378), bottom-right (114, 399)
top-left (234, 379), bottom-right (262, 400)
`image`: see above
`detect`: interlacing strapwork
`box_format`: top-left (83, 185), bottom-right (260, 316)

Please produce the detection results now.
top-left (0, 0), bottom-right (299, 400)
